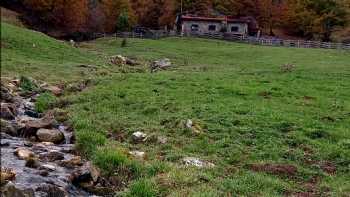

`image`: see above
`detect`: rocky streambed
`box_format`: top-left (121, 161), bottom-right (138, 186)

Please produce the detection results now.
top-left (1, 79), bottom-right (105, 197)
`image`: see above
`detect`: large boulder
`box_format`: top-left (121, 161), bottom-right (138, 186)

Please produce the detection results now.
top-left (0, 119), bottom-right (18, 136)
top-left (1, 103), bottom-right (16, 120)
top-left (20, 113), bottom-right (56, 136)
top-left (25, 114), bottom-right (55, 130)
top-left (70, 162), bottom-right (100, 184)
top-left (36, 129), bottom-right (64, 144)
top-left (0, 83), bottom-right (14, 103)
top-left (0, 182), bottom-right (35, 197)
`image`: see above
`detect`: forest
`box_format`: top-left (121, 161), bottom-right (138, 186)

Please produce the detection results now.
top-left (2, 0), bottom-right (350, 41)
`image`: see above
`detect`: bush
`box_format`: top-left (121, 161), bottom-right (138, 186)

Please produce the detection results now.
top-left (35, 92), bottom-right (57, 113)
top-left (20, 76), bottom-right (38, 92)
top-left (121, 38), bottom-right (127, 47)
top-left (146, 161), bottom-right (170, 177)
top-left (125, 179), bottom-right (158, 197)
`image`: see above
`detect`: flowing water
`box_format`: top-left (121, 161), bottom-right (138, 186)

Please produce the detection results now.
top-left (1, 92), bottom-right (95, 196)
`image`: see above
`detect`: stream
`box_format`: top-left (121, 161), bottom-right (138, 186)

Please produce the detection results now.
top-left (1, 80), bottom-right (99, 197)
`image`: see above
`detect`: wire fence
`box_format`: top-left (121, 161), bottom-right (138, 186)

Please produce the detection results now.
top-left (92, 32), bottom-right (350, 50)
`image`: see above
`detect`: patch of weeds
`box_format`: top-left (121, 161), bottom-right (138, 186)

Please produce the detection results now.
top-left (162, 102), bottom-right (179, 112)
top-left (142, 106), bottom-right (159, 115)
top-left (305, 130), bottom-right (331, 140)
top-left (146, 161), bottom-right (170, 177)
top-left (124, 178), bottom-right (158, 197)
top-left (275, 122), bottom-right (295, 133)
top-left (118, 91), bottom-right (127, 98)
top-left (93, 147), bottom-right (144, 180)
top-left (284, 132), bottom-right (309, 148)
top-left (338, 139), bottom-right (350, 149)
top-left (258, 91), bottom-right (272, 99)
top-left (20, 76), bottom-right (38, 92)
top-left (220, 171), bottom-right (290, 196)
top-left (75, 130), bottom-right (107, 156)
top-left (35, 92), bottom-right (57, 113)
top-left (93, 147), bottom-right (128, 175)
top-left (160, 117), bottom-right (183, 130)
top-left (52, 108), bottom-right (69, 122)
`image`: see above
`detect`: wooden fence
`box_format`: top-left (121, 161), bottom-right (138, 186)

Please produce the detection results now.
top-left (93, 32), bottom-right (350, 50)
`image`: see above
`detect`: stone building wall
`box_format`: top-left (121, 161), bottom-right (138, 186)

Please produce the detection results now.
top-left (182, 20), bottom-right (248, 36)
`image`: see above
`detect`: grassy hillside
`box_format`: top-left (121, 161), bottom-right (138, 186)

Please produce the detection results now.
top-left (1, 22), bottom-right (350, 196)
top-left (1, 22), bottom-right (102, 83)
top-left (72, 38), bottom-right (350, 196)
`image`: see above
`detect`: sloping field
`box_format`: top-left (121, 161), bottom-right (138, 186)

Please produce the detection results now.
top-left (1, 21), bottom-right (350, 196)
top-left (1, 22), bottom-right (102, 82)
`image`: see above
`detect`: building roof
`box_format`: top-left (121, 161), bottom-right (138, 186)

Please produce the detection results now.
top-left (181, 15), bottom-right (249, 23)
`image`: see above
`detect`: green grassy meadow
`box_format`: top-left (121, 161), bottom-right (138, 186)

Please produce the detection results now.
top-left (1, 21), bottom-right (350, 196)
top-left (1, 22), bottom-right (103, 82)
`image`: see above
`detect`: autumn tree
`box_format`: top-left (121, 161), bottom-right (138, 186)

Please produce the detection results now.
top-left (284, 0), bottom-right (347, 41)
top-left (23, 0), bottom-right (88, 33)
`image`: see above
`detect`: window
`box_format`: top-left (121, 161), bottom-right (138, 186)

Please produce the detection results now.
top-left (191, 24), bottom-right (199, 31)
top-left (231, 26), bottom-right (239, 32)
top-left (208, 25), bottom-right (216, 31)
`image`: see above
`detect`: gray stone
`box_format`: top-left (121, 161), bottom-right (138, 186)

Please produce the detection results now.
top-left (25, 157), bottom-right (40, 168)
top-left (110, 55), bottom-right (126, 65)
top-left (1, 83), bottom-right (14, 102)
top-left (151, 58), bottom-right (172, 72)
top-left (1, 103), bottom-right (16, 120)
top-left (1, 119), bottom-right (18, 136)
top-left (183, 157), bottom-right (215, 168)
top-left (37, 129), bottom-right (64, 144)
top-left (185, 119), bottom-right (193, 128)
top-left (70, 162), bottom-right (100, 184)
top-left (24, 113), bottom-right (55, 130)
top-left (157, 136), bottom-right (168, 144)
top-left (14, 147), bottom-right (35, 160)
top-left (126, 58), bottom-right (138, 66)
top-left (39, 151), bottom-right (64, 162)
top-left (0, 182), bottom-right (35, 197)
top-left (58, 156), bottom-right (83, 169)
top-left (129, 151), bottom-right (146, 159)
top-left (39, 164), bottom-right (56, 172)
top-left (131, 131), bottom-right (147, 143)
top-left (36, 184), bottom-right (67, 197)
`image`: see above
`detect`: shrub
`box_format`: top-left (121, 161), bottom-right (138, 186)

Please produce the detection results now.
top-left (35, 92), bottom-right (57, 113)
top-left (125, 179), bottom-right (158, 197)
top-left (121, 38), bottom-right (127, 48)
top-left (20, 76), bottom-right (38, 92)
